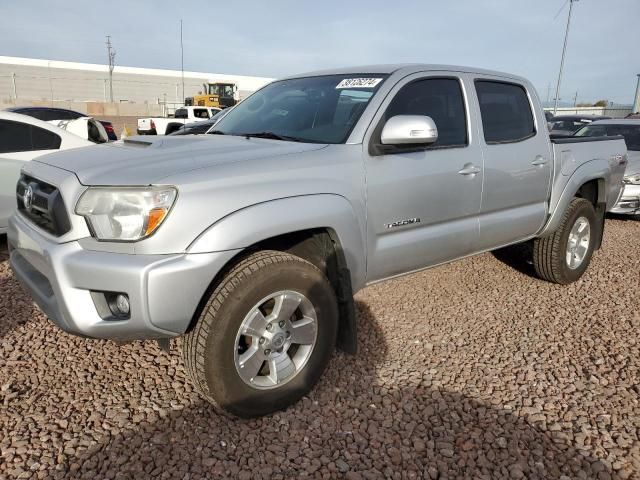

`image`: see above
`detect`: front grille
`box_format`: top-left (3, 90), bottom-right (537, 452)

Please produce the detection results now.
top-left (16, 175), bottom-right (71, 236)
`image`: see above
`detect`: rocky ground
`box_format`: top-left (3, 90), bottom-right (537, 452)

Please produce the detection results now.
top-left (0, 218), bottom-right (639, 480)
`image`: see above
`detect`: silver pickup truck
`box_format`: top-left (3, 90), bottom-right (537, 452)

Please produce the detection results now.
top-left (7, 65), bottom-right (627, 417)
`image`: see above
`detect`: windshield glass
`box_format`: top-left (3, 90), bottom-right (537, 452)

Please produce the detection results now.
top-left (212, 74), bottom-right (388, 144)
top-left (575, 124), bottom-right (640, 150)
top-left (209, 84), bottom-right (235, 97)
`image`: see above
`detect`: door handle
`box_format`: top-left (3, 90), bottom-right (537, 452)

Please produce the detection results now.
top-left (458, 164), bottom-right (481, 176)
top-left (531, 156), bottom-right (548, 166)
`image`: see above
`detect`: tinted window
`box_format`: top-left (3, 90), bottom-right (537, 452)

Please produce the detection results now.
top-left (575, 124), bottom-right (640, 151)
top-left (384, 78), bottom-right (467, 147)
top-left (174, 108), bottom-right (188, 119)
top-left (0, 120), bottom-right (61, 153)
top-left (475, 81), bottom-right (535, 143)
top-left (31, 125), bottom-right (62, 150)
top-left (193, 108), bottom-right (210, 119)
top-left (551, 120), bottom-right (587, 133)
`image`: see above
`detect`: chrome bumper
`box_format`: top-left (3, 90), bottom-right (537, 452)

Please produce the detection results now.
top-left (610, 184), bottom-right (640, 215)
top-left (7, 213), bottom-right (239, 340)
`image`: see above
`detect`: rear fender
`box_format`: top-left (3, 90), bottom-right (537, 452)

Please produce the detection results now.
top-left (539, 159), bottom-right (609, 237)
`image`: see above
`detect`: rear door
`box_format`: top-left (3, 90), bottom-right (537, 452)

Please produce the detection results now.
top-left (364, 73), bottom-right (483, 281)
top-left (472, 78), bottom-right (553, 250)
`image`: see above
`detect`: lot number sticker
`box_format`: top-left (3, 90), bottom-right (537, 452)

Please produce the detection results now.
top-left (336, 78), bottom-right (382, 89)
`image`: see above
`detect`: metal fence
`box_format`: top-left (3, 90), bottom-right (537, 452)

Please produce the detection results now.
top-left (546, 106), bottom-right (634, 119)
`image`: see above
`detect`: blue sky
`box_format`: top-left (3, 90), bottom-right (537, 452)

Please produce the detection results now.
top-left (1, 0), bottom-right (638, 105)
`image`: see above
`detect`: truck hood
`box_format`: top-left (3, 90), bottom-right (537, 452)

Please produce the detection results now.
top-left (33, 135), bottom-right (327, 185)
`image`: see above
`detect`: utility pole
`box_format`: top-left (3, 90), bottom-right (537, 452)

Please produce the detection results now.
top-left (180, 20), bottom-right (185, 105)
top-left (106, 35), bottom-right (116, 103)
top-left (633, 74), bottom-right (640, 113)
top-left (573, 91), bottom-right (578, 107)
top-left (553, 0), bottom-right (578, 115)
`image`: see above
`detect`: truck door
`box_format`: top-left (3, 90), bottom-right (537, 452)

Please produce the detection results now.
top-left (364, 74), bottom-right (483, 282)
top-left (472, 78), bottom-right (553, 250)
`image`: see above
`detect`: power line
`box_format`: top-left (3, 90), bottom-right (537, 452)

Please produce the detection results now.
top-left (553, 0), bottom-right (578, 115)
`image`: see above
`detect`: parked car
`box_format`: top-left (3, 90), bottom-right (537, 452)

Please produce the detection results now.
top-left (548, 114), bottom-right (611, 136)
top-left (168, 108), bottom-right (232, 136)
top-left (575, 119), bottom-right (640, 215)
top-left (137, 106), bottom-right (221, 136)
top-left (8, 65), bottom-right (627, 417)
top-left (0, 112), bottom-right (93, 234)
top-left (7, 107), bottom-right (118, 141)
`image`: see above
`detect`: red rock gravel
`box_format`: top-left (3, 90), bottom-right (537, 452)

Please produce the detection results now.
top-left (0, 218), bottom-right (639, 479)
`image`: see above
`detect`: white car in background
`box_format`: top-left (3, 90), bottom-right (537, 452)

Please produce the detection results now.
top-left (574, 119), bottom-right (640, 216)
top-left (0, 112), bottom-right (94, 234)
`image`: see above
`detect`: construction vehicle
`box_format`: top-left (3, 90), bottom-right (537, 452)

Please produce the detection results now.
top-left (185, 82), bottom-right (238, 108)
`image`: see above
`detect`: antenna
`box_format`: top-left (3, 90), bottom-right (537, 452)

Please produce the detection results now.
top-left (106, 35), bottom-right (116, 103)
top-left (553, 0), bottom-right (578, 115)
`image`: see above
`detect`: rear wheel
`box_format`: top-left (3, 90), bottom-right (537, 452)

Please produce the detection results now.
top-left (532, 198), bottom-right (597, 284)
top-left (183, 250), bottom-right (338, 417)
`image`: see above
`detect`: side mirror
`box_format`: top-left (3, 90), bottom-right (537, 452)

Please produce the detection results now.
top-left (380, 115), bottom-right (438, 145)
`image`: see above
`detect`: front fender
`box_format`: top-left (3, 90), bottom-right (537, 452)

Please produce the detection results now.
top-left (187, 194), bottom-right (367, 291)
top-left (539, 159), bottom-right (610, 237)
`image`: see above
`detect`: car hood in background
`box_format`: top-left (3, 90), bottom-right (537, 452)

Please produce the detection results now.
top-left (625, 150), bottom-right (640, 175)
top-left (33, 135), bottom-right (327, 185)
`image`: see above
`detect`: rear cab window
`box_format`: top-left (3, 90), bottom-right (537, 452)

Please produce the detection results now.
top-left (0, 120), bottom-right (61, 153)
top-left (475, 80), bottom-right (535, 144)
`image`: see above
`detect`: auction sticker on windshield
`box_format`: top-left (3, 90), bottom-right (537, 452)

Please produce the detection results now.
top-left (336, 78), bottom-right (383, 89)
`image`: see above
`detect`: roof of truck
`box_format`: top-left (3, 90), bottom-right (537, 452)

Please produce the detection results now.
top-left (282, 64), bottom-right (527, 82)
top-left (590, 119), bottom-right (640, 125)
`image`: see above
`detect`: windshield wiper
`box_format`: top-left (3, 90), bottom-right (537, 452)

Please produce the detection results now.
top-left (241, 131), bottom-right (304, 142)
top-left (208, 130), bottom-right (226, 135)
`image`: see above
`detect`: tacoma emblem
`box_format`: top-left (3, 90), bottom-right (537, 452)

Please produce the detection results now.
top-left (23, 185), bottom-right (33, 211)
top-left (385, 217), bottom-right (420, 229)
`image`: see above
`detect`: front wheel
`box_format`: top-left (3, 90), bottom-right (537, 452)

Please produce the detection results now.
top-left (183, 250), bottom-right (338, 418)
top-left (532, 198), bottom-right (597, 284)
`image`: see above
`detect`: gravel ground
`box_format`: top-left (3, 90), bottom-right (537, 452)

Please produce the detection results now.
top-left (1, 218), bottom-right (639, 480)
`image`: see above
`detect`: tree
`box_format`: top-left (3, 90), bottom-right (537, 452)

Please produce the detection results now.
top-left (593, 100), bottom-right (608, 107)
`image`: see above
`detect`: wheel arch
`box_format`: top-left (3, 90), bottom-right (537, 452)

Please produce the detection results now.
top-left (539, 161), bottom-right (609, 239)
top-left (185, 195), bottom-right (366, 353)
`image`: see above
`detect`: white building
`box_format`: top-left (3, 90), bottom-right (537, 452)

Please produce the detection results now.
top-left (0, 55), bottom-right (273, 106)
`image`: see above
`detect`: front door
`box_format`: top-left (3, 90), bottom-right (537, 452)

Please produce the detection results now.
top-left (364, 74), bottom-right (483, 282)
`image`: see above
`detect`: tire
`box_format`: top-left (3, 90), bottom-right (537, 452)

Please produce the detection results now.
top-left (532, 198), bottom-right (597, 284)
top-left (183, 250), bottom-right (338, 418)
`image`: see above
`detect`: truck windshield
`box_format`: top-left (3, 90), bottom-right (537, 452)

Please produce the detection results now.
top-left (575, 124), bottom-right (640, 151)
top-left (209, 84), bottom-right (235, 97)
top-left (212, 74), bottom-right (388, 144)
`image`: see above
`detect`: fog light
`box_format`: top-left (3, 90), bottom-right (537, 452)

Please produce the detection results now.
top-left (106, 292), bottom-right (130, 318)
top-left (115, 294), bottom-right (130, 315)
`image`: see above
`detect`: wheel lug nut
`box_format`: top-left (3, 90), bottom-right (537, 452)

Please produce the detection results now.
top-left (264, 349), bottom-right (271, 355)
top-left (278, 321), bottom-right (285, 328)
top-left (259, 337), bottom-right (265, 345)
top-left (266, 323), bottom-right (273, 331)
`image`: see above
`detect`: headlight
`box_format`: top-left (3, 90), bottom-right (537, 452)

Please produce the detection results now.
top-left (76, 186), bottom-right (177, 241)
top-left (623, 174), bottom-right (640, 185)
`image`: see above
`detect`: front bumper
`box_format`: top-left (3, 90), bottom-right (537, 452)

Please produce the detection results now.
top-left (7, 213), bottom-right (239, 340)
top-left (610, 184), bottom-right (640, 215)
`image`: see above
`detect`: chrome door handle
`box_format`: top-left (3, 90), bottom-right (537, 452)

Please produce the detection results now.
top-left (532, 156), bottom-right (548, 166)
top-left (458, 164), bottom-right (481, 175)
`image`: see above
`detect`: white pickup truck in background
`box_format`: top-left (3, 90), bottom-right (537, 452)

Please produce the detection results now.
top-left (137, 106), bottom-right (221, 135)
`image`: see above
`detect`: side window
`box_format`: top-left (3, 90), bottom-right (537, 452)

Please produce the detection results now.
top-left (0, 120), bottom-right (33, 154)
top-left (31, 125), bottom-right (61, 150)
top-left (475, 81), bottom-right (535, 143)
top-left (385, 78), bottom-right (467, 147)
top-left (174, 108), bottom-right (188, 119)
top-left (194, 108), bottom-right (209, 119)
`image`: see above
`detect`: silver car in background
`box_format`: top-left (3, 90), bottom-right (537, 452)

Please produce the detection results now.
top-left (575, 119), bottom-right (640, 215)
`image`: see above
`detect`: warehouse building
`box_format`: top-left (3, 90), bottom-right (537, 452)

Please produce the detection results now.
top-left (0, 55), bottom-right (273, 107)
